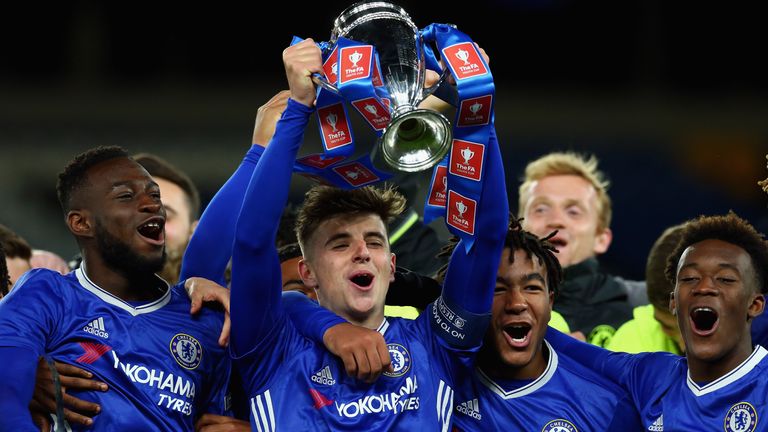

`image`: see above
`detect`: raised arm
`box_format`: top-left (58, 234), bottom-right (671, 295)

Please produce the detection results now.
top-left (228, 39), bottom-right (319, 356)
top-left (180, 91), bottom-right (291, 285)
top-left (433, 127), bottom-right (509, 348)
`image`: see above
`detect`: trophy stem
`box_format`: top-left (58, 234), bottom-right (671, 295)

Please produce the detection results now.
top-left (396, 118), bottom-right (426, 142)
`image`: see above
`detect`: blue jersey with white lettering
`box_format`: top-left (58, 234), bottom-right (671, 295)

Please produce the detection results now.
top-left (226, 98), bottom-right (508, 431)
top-left (238, 312), bottom-right (465, 431)
top-left (0, 267), bottom-right (231, 431)
top-left (452, 340), bottom-right (639, 431)
top-left (547, 327), bottom-right (768, 431)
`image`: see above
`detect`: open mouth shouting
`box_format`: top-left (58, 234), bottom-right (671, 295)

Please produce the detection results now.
top-left (689, 306), bottom-right (719, 336)
top-left (548, 235), bottom-right (567, 252)
top-left (503, 322), bottom-right (533, 348)
top-left (137, 217), bottom-right (165, 245)
top-left (349, 271), bottom-right (374, 291)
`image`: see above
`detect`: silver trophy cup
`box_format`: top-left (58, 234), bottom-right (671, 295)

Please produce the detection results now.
top-left (319, 1), bottom-right (452, 172)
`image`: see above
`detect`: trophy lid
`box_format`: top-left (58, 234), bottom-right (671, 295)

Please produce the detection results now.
top-left (331, 2), bottom-right (416, 42)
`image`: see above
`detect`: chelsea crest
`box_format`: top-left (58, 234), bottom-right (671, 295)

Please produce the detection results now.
top-left (170, 333), bottom-right (203, 370)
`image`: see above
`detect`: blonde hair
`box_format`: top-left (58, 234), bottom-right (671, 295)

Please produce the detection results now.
top-left (518, 152), bottom-right (612, 231)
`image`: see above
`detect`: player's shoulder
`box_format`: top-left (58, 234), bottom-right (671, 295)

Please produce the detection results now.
top-left (168, 282), bottom-right (226, 324)
top-left (12, 268), bottom-right (76, 297)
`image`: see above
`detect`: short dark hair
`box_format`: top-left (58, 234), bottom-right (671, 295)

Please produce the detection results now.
top-left (133, 153), bottom-right (201, 221)
top-left (0, 224), bottom-right (32, 261)
top-left (0, 243), bottom-right (9, 296)
top-left (646, 224), bottom-right (685, 311)
top-left (436, 217), bottom-right (563, 295)
top-left (665, 212), bottom-right (768, 293)
top-left (277, 243), bottom-right (303, 263)
top-left (295, 185), bottom-right (406, 256)
top-left (56, 146), bottom-right (130, 213)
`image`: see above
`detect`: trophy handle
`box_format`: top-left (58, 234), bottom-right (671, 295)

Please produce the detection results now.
top-left (311, 73), bottom-right (340, 95)
top-left (421, 66), bottom-right (450, 100)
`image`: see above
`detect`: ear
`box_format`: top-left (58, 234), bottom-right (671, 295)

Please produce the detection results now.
top-left (66, 210), bottom-right (94, 239)
top-left (747, 292), bottom-right (765, 321)
top-left (548, 289), bottom-right (555, 308)
top-left (298, 258), bottom-right (318, 289)
top-left (189, 219), bottom-right (199, 235)
top-left (592, 227), bottom-right (612, 255)
top-left (669, 291), bottom-right (677, 316)
top-left (389, 253), bottom-right (397, 283)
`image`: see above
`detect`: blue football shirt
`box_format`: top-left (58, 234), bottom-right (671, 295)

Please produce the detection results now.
top-left (0, 267), bottom-right (231, 431)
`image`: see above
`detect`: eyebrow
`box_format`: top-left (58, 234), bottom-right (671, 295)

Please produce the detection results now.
top-left (110, 179), bottom-right (160, 191)
top-left (496, 272), bottom-right (546, 284)
top-left (523, 273), bottom-right (546, 283)
top-left (323, 231), bottom-right (387, 247)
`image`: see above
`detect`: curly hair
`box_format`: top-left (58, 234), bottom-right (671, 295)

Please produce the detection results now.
top-left (295, 184), bottom-right (406, 257)
top-left (435, 217), bottom-right (563, 295)
top-left (665, 212), bottom-right (768, 293)
top-left (57, 146), bottom-right (130, 213)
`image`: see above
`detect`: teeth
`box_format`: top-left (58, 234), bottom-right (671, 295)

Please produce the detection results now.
top-left (694, 307), bottom-right (714, 313)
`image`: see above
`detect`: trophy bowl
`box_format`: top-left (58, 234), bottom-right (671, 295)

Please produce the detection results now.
top-left (331, 1), bottom-right (452, 172)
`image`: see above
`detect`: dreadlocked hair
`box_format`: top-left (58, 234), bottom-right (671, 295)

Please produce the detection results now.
top-left (434, 216), bottom-right (563, 296)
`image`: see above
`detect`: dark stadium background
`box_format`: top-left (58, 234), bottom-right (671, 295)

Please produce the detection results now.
top-left (2, 0), bottom-right (767, 280)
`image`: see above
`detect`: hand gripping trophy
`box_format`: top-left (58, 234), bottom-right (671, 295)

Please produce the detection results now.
top-left (314, 2), bottom-right (454, 172)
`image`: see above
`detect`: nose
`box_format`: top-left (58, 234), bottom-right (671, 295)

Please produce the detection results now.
top-left (139, 193), bottom-right (163, 214)
top-left (692, 277), bottom-right (718, 296)
top-left (546, 207), bottom-right (566, 229)
top-left (352, 240), bottom-right (371, 263)
top-left (503, 289), bottom-right (528, 314)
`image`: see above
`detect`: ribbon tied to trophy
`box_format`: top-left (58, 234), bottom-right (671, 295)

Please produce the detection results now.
top-left (290, 2), bottom-right (496, 249)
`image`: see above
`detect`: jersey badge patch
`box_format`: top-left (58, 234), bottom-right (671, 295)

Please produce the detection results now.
top-left (383, 343), bottom-right (411, 377)
top-left (169, 333), bottom-right (202, 370)
top-left (542, 419), bottom-right (578, 432)
top-left (725, 402), bottom-right (757, 432)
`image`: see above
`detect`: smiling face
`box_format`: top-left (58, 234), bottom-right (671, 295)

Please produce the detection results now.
top-left (299, 213), bottom-right (395, 329)
top-left (78, 158), bottom-right (167, 275)
top-left (671, 239), bottom-right (764, 377)
top-left (521, 175), bottom-right (611, 268)
top-left (484, 248), bottom-right (553, 380)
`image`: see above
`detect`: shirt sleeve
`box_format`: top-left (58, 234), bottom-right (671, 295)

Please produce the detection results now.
top-left (0, 346), bottom-right (39, 431)
top-left (0, 270), bottom-right (65, 431)
top-left (199, 343), bottom-right (233, 416)
top-left (229, 99), bottom-right (313, 357)
top-left (180, 145), bottom-right (265, 286)
top-left (429, 127), bottom-right (509, 349)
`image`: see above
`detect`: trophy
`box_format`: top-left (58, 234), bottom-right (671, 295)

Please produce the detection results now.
top-left (316, 2), bottom-right (452, 172)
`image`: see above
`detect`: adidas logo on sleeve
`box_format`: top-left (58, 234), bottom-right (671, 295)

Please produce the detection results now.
top-left (456, 398), bottom-right (482, 420)
top-left (83, 317), bottom-right (110, 339)
top-left (311, 366), bottom-right (336, 386)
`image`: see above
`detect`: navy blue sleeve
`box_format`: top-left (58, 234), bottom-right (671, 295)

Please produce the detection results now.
top-left (282, 291), bottom-right (347, 343)
top-left (545, 325), bottom-right (638, 390)
top-left (429, 127), bottom-right (509, 348)
top-left (0, 346), bottom-right (41, 431)
top-left (180, 145), bottom-right (265, 286)
top-left (229, 99), bottom-right (313, 356)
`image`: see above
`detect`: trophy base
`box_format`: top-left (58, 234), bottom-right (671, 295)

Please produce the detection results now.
top-left (374, 109), bottom-right (452, 173)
